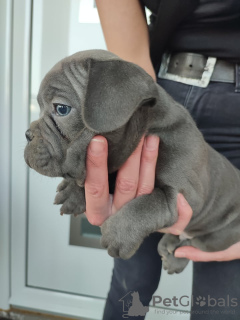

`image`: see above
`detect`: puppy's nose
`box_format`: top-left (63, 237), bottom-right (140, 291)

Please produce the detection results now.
top-left (25, 129), bottom-right (34, 142)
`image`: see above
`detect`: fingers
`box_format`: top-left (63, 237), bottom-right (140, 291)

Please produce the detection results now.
top-left (175, 242), bottom-right (240, 262)
top-left (136, 136), bottom-right (160, 197)
top-left (175, 246), bottom-right (226, 262)
top-left (85, 135), bottom-right (160, 224)
top-left (160, 194), bottom-right (192, 235)
top-left (85, 136), bottom-right (111, 226)
top-left (112, 137), bottom-right (144, 214)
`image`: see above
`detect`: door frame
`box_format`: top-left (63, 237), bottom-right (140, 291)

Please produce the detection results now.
top-left (0, 0), bottom-right (13, 311)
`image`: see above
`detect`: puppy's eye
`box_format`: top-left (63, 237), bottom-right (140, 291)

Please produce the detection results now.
top-left (53, 103), bottom-right (71, 116)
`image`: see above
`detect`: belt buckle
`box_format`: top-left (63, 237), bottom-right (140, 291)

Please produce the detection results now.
top-left (158, 53), bottom-right (217, 88)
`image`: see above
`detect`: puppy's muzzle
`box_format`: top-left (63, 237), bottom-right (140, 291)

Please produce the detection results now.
top-left (25, 129), bottom-right (34, 142)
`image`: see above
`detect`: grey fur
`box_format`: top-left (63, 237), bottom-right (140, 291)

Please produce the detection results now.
top-left (24, 50), bottom-right (240, 274)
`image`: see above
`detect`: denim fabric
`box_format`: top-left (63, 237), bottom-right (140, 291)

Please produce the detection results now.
top-left (102, 79), bottom-right (240, 320)
top-left (159, 79), bottom-right (240, 320)
top-left (103, 232), bottom-right (163, 320)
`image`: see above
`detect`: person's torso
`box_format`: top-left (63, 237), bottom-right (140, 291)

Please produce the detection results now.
top-left (141, 0), bottom-right (240, 61)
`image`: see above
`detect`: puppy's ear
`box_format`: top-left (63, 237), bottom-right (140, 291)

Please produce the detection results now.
top-left (82, 59), bottom-right (158, 132)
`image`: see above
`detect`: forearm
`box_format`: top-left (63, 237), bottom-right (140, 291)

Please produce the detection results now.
top-left (96, 0), bottom-right (156, 80)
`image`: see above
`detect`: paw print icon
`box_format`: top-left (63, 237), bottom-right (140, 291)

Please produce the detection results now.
top-left (195, 296), bottom-right (206, 307)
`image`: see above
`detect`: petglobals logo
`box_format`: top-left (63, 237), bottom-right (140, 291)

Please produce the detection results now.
top-left (152, 295), bottom-right (238, 308)
top-left (119, 291), bottom-right (149, 318)
top-left (119, 292), bottom-right (238, 318)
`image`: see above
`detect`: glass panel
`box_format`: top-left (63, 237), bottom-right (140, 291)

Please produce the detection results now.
top-left (69, 215), bottom-right (103, 249)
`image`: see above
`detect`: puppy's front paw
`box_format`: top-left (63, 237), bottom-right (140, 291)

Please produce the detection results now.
top-left (101, 213), bottom-right (144, 259)
top-left (54, 179), bottom-right (85, 215)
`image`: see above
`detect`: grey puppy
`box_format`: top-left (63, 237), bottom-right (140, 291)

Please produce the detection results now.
top-left (24, 50), bottom-right (240, 274)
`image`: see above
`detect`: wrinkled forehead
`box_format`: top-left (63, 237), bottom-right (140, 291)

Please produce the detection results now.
top-left (37, 49), bottom-right (120, 105)
top-left (38, 66), bottom-right (71, 102)
top-left (37, 59), bottom-right (82, 107)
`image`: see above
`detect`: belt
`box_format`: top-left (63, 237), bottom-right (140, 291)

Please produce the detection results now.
top-left (158, 52), bottom-right (237, 88)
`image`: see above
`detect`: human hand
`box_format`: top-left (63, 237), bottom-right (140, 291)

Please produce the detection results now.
top-left (170, 196), bottom-right (240, 262)
top-left (84, 135), bottom-right (192, 232)
top-left (171, 196), bottom-right (240, 262)
top-left (84, 135), bottom-right (159, 226)
top-left (175, 241), bottom-right (240, 261)
top-left (161, 190), bottom-right (240, 263)
top-left (159, 193), bottom-right (192, 235)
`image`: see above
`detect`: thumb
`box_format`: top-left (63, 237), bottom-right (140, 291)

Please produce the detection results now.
top-left (161, 194), bottom-right (192, 235)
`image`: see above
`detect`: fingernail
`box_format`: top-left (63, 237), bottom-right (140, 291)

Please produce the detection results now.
top-left (90, 138), bottom-right (105, 153)
top-left (175, 250), bottom-right (186, 258)
top-left (178, 194), bottom-right (188, 207)
top-left (145, 136), bottom-right (159, 150)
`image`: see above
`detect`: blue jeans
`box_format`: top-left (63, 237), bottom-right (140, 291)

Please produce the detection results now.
top-left (103, 79), bottom-right (240, 320)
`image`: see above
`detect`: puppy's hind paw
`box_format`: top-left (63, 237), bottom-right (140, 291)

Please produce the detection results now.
top-left (161, 254), bottom-right (189, 274)
top-left (158, 234), bottom-right (189, 274)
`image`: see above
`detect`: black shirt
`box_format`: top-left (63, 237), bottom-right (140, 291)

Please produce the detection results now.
top-left (141, 0), bottom-right (240, 62)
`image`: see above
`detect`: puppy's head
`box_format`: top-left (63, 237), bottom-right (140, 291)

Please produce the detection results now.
top-left (24, 50), bottom-right (158, 180)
